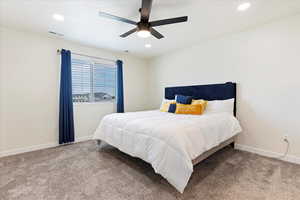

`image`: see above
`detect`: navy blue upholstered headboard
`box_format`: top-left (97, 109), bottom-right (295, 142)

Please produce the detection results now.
top-left (165, 82), bottom-right (236, 116)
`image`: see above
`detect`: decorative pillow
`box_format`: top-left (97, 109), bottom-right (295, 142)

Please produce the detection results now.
top-left (168, 103), bottom-right (177, 113)
top-left (175, 95), bottom-right (193, 104)
top-left (175, 103), bottom-right (204, 115)
top-left (160, 99), bottom-right (174, 107)
top-left (192, 99), bottom-right (208, 113)
top-left (160, 99), bottom-right (175, 112)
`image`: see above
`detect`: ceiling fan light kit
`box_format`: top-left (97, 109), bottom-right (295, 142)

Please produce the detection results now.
top-left (98, 0), bottom-right (188, 39)
top-left (137, 22), bottom-right (151, 38)
top-left (137, 30), bottom-right (151, 38)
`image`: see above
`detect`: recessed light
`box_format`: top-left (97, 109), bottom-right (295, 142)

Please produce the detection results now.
top-left (237, 2), bottom-right (251, 11)
top-left (53, 14), bottom-right (64, 21)
top-left (145, 44), bottom-right (152, 48)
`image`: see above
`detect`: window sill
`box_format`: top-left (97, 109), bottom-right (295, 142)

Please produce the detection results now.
top-left (73, 101), bottom-right (116, 106)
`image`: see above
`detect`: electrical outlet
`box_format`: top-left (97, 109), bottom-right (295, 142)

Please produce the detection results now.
top-left (283, 134), bottom-right (289, 142)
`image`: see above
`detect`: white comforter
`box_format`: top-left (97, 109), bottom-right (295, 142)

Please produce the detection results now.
top-left (93, 110), bottom-right (242, 193)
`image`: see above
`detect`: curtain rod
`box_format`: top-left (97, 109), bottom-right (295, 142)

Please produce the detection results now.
top-left (57, 49), bottom-right (116, 63)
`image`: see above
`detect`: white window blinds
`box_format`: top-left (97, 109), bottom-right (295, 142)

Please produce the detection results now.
top-left (71, 57), bottom-right (116, 103)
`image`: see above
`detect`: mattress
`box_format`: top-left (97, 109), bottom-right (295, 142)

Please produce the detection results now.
top-left (93, 110), bottom-right (242, 193)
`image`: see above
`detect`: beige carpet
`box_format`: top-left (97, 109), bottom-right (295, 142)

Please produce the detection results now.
top-left (1, 141), bottom-right (300, 200)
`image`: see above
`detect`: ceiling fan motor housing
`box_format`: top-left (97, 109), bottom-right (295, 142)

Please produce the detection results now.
top-left (137, 22), bottom-right (150, 31)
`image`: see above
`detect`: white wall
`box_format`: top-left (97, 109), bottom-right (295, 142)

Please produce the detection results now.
top-left (148, 14), bottom-right (300, 160)
top-left (2, 13), bottom-right (300, 163)
top-left (0, 27), bottom-right (149, 156)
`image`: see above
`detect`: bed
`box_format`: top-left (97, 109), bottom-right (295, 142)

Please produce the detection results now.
top-left (93, 82), bottom-right (242, 193)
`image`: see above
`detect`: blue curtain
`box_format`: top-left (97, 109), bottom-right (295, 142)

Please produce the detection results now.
top-left (59, 49), bottom-right (75, 144)
top-left (116, 60), bottom-right (124, 113)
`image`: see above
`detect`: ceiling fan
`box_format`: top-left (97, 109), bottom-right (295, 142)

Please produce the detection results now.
top-left (99, 0), bottom-right (188, 39)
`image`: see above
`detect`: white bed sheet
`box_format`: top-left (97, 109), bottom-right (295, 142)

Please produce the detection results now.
top-left (93, 110), bottom-right (242, 193)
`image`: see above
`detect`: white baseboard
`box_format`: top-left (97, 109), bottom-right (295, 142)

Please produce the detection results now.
top-left (0, 135), bottom-right (93, 158)
top-left (235, 144), bottom-right (300, 165)
top-left (75, 135), bottom-right (93, 143)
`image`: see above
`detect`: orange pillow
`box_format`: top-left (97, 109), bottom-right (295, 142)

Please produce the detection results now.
top-left (191, 99), bottom-right (207, 113)
top-left (175, 103), bottom-right (204, 115)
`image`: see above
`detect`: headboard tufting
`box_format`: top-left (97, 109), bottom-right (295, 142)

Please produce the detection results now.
top-left (165, 82), bottom-right (236, 116)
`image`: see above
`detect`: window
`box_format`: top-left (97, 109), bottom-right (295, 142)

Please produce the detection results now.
top-left (71, 57), bottom-right (116, 103)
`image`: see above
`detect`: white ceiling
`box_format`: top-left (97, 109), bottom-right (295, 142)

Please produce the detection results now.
top-left (1, 0), bottom-right (300, 58)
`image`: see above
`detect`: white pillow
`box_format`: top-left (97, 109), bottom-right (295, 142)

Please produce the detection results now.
top-left (204, 98), bottom-right (235, 115)
top-left (160, 99), bottom-right (175, 110)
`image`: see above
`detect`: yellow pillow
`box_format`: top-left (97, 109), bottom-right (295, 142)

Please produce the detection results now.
top-left (192, 99), bottom-right (208, 113)
top-left (160, 101), bottom-right (175, 112)
top-left (175, 103), bottom-right (205, 115)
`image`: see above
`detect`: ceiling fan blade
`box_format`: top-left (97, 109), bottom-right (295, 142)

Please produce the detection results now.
top-left (150, 28), bottom-right (164, 39)
top-left (150, 16), bottom-right (188, 27)
top-left (99, 11), bottom-right (137, 25)
top-left (141, 0), bottom-right (153, 22)
top-left (120, 28), bottom-right (138, 38)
